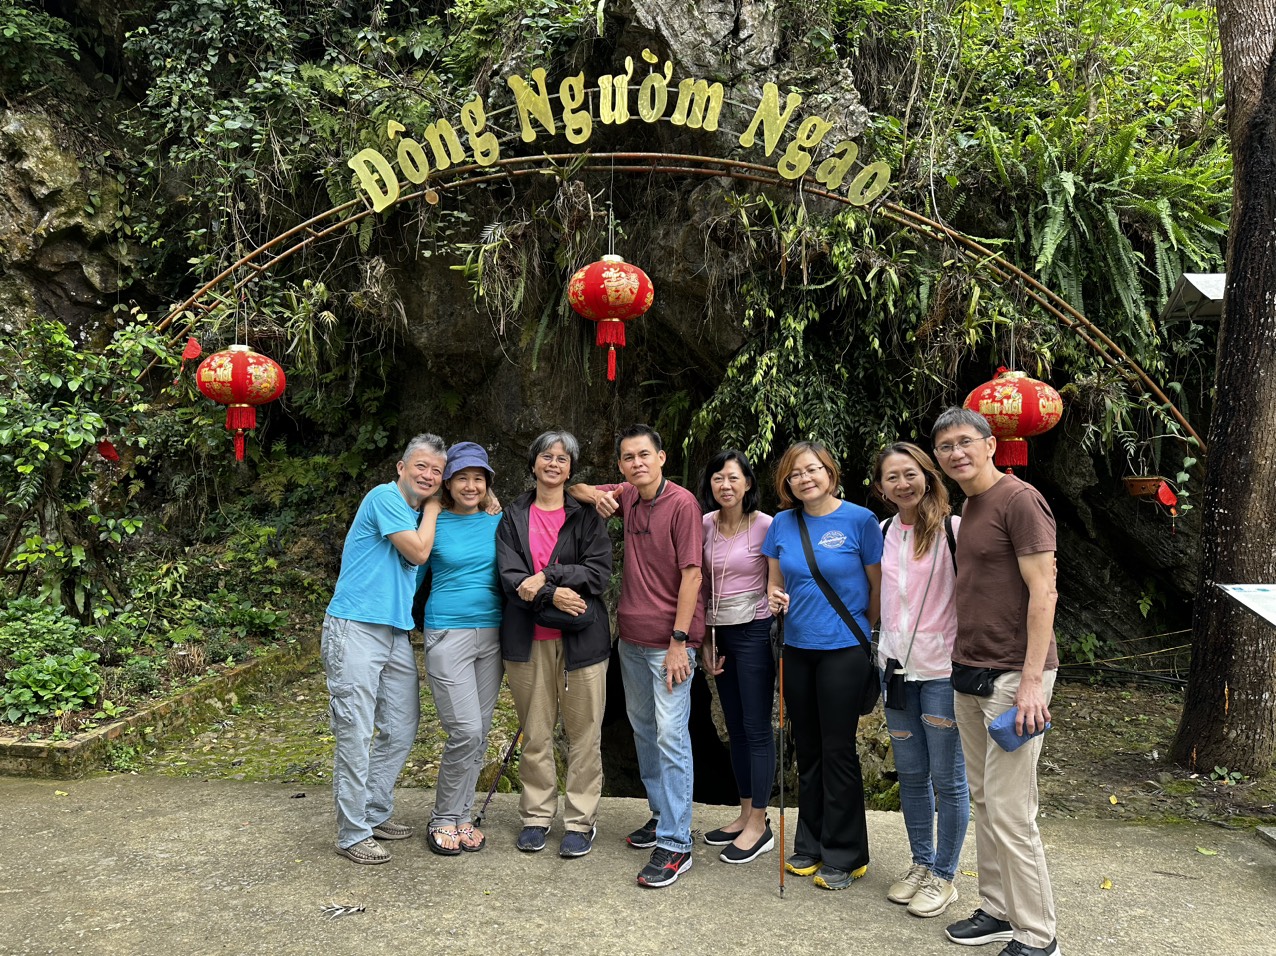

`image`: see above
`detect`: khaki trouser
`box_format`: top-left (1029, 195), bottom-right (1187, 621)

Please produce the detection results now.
top-left (955, 669), bottom-right (1057, 948)
top-left (504, 641), bottom-right (607, 832)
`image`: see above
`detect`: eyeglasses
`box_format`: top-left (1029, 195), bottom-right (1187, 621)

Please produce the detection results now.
top-left (787, 465), bottom-right (827, 483)
top-left (934, 436), bottom-right (989, 457)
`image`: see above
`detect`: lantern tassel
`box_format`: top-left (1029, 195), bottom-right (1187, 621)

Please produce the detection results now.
top-left (226, 404), bottom-right (257, 432)
top-left (233, 432), bottom-right (246, 461)
top-left (607, 346), bottom-right (617, 381)
top-left (596, 319), bottom-right (626, 348)
top-left (993, 437), bottom-right (1028, 469)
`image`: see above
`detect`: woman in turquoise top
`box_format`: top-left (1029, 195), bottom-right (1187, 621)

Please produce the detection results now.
top-left (419, 441), bottom-right (504, 855)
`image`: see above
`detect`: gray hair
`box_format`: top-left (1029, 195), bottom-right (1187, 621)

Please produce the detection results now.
top-left (528, 429), bottom-right (580, 478)
top-left (931, 407), bottom-right (992, 442)
top-left (401, 432), bottom-right (446, 463)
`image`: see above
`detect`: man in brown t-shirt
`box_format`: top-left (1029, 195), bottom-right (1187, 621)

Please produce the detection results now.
top-left (932, 407), bottom-right (1061, 956)
top-left (569, 424), bottom-right (704, 888)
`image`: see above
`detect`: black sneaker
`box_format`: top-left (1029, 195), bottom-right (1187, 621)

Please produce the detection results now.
top-left (516, 826), bottom-right (548, 853)
top-left (946, 908), bottom-right (1014, 946)
top-left (784, 852), bottom-right (821, 876)
top-left (998, 941), bottom-right (1059, 956)
top-left (626, 817), bottom-right (658, 848)
top-left (637, 847), bottom-right (692, 888)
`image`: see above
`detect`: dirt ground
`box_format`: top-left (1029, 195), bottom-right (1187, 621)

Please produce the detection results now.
top-left (135, 662), bottom-right (1276, 827)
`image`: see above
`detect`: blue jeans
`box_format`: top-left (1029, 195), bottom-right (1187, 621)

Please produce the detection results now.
top-left (714, 618), bottom-right (776, 808)
top-left (882, 673), bottom-right (969, 882)
top-left (321, 615), bottom-right (421, 849)
top-left (618, 639), bottom-right (696, 853)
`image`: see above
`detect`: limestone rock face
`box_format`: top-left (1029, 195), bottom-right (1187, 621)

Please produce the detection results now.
top-left (0, 110), bottom-right (132, 331)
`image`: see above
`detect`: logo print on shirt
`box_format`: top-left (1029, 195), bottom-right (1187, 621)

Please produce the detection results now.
top-left (817, 530), bottom-right (846, 549)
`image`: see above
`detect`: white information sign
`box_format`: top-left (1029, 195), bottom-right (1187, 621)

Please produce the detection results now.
top-left (1218, 584), bottom-right (1276, 629)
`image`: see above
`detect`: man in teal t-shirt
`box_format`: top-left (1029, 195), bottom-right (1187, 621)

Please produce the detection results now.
top-left (322, 433), bottom-right (447, 865)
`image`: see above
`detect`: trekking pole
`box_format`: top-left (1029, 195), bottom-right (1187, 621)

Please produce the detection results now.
top-left (776, 610), bottom-right (786, 899)
top-left (473, 725), bottom-right (522, 827)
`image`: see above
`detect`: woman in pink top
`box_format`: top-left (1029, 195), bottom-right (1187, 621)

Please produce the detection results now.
top-left (697, 449), bottom-right (775, 864)
top-left (495, 431), bottom-right (612, 859)
top-left (871, 442), bottom-right (969, 919)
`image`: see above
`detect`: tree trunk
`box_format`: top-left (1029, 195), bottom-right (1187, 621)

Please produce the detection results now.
top-left (1171, 0), bottom-right (1276, 776)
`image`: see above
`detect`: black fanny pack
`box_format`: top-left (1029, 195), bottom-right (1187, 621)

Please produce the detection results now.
top-left (950, 662), bottom-right (1010, 697)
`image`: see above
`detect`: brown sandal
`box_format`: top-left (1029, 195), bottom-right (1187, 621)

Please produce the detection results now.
top-left (427, 825), bottom-right (462, 856)
top-left (457, 824), bottom-right (486, 853)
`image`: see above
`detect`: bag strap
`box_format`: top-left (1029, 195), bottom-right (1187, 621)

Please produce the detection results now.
top-left (944, 514), bottom-right (957, 573)
top-left (795, 509), bottom-right (872, 659)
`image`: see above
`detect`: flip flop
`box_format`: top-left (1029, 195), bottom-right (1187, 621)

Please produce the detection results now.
top-left (427, 825), bottom-right (462, 856)
top-left (457, 824), bottom-right (486, 853)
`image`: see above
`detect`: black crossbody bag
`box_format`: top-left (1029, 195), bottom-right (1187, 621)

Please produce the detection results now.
top-left (795, 510), bottom-right (880, 716)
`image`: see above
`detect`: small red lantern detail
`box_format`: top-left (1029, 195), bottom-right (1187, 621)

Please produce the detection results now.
top-left (964, 367), bottom-right (1063, 470)
top-left (195, 345), bottom-right (287, 461)
top-left (567, 254), bottom-right (654, 381)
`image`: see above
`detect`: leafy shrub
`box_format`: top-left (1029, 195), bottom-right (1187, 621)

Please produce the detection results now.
top-left (198, 591), bottom-right (285, 639)
top-left (0, 598), bottom-right (85, 667)
top-left (203, 634), bottom-right (253, 665)
top-left (2, 649), bottom-right (102, 725)
top-left (118, 657), bottom-right (162, 697)
top-left (0, 0), bottom-right (80, 92)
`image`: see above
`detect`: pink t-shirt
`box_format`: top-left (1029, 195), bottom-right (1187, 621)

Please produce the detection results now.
top-left (530, 504), bottom-right (567, 642)
top-left (878, 517), bottom-right (960, 680)
top-left (702, 511), bottom-right (773, 622)
top-left (599, 480), bottom-right (705, 648)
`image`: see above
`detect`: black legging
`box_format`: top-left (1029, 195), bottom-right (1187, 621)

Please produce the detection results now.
top-left (783, 642), bottom-right (871, 872)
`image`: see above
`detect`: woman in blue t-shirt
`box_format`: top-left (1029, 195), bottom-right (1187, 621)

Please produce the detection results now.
top-left (419, 441), bottom-right (504, 855)
top-left (762, 440), bottom-right (883, 891)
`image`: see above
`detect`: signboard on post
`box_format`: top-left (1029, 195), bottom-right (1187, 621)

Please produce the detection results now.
top-left (1218, 584), bottom-right (1276, 629)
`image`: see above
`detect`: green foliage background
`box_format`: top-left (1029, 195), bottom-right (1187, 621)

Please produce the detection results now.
top-left (0, 0), bottom-right (1228, 728)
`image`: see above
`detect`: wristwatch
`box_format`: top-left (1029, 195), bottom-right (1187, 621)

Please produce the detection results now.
top-left (671, 630), bottom-right (689, 642)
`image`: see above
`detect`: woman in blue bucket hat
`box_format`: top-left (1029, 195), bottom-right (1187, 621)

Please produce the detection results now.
top-left (417, 441), bottom-right (504, 855)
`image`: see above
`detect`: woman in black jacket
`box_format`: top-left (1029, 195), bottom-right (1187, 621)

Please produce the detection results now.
top-left (496, 429), bottom-right (613, 859)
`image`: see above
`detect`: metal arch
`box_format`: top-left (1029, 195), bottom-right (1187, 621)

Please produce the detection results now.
top-left (149, 151), bottom-right (1204, 450)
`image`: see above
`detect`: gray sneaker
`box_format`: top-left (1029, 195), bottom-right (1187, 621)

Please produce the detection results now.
top-left (336, 837), bottom-right (391, 865)
top-left (907, 874), bottom-right (958, 918)
top-left (371, 820), bottom-right (414, 840)
top-left (887, 863), bottom-right (931, 903)
top-left (559, 826), bottom-right (597, 858)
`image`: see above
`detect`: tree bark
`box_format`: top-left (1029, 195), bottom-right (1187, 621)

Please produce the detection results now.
top-left (1171, 0), bottom-right (1276, 775)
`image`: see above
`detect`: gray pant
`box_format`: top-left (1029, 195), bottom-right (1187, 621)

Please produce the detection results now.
top-left (321, 615), bottom-right (421, 849)
top-left (424, 627), bottom-right (504, 827)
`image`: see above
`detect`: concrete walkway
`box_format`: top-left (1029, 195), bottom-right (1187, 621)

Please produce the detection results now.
top-left (2, 774), bottom-right (1272, 956)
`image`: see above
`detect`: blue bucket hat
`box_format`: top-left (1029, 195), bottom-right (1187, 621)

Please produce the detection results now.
top-left (444, 441), bottom-right (494, 482)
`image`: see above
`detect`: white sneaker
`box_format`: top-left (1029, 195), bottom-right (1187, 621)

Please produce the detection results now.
top-left (907, 874), bottom-right (958, 918)
top-left (887, 863), bottom-right (931, 904)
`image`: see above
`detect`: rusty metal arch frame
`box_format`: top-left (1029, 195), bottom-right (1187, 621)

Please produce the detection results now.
top-left (150, 151), bottom-right (1204, 449)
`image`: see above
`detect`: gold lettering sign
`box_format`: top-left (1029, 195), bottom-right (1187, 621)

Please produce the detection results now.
top-left (348, 51), bottom-right (892, 212)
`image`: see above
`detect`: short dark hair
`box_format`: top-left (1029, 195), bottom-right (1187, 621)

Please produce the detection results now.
top-left (527, 429), bottom-right (580, 478)
top-left (698, 449), bottom-right (761, 514)
top-left (615, 423), bottom-right (663, 459)
top-left (931, 406), bottom-right (992, 442)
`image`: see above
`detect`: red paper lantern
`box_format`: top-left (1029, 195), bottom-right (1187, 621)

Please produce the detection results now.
top-left (195, 345), bottom-right (287, 461)
top-left (567, 254), bottom-right (654, 381)
top-left (964, 367), bottom-right (1063, 470)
